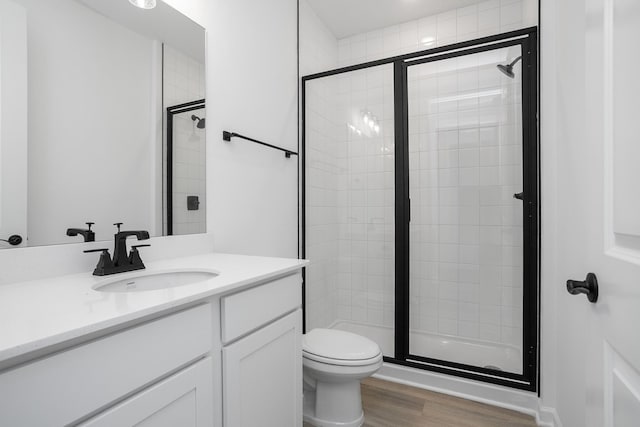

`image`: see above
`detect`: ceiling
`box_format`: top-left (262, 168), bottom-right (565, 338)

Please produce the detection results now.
top-left (307, 0), bottom-right (484, 39)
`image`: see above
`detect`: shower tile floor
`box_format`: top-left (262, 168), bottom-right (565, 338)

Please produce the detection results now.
top-left (303, 377), bottom-right (536, 427)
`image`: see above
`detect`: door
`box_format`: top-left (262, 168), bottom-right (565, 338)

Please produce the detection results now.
top-left (396, 30), bottom-right (538, 390)
top-left (79, 357), bottom-right (214, 427)
top-left (222, 309), bottom-right (302, 427)
top-left (554, 0), bottom-right (640, 425)
top-left (404, 42), bottom-right (535, 381)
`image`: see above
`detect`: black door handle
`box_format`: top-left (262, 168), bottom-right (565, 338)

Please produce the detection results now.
top-left (513, 192), bottom-right (524, 200)
top-left (0, 234), bottom-right (22, 246)
top-left (566, 273), bottom-right (598, 303)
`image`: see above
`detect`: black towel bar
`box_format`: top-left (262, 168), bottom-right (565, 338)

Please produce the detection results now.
top-left (223, 131), bottom-right (298, 158)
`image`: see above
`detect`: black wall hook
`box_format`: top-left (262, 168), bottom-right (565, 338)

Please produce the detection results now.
top-left (566, 273), bottom-right (599, 303)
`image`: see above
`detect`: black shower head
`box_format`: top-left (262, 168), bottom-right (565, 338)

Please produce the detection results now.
top-left (496, 56), bottom-right (522, 79)
top-left (191, 115), bottom-right (205, 129)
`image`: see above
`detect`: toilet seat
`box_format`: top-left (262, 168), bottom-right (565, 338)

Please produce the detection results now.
top-left (303, 350), bottom-right (382, 367)
top-left (302, 329), bottom-right (382, 367)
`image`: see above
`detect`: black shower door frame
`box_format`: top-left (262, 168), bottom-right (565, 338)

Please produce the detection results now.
top-left (301, 27), bottom-right (539, 392)
top-left (166, 99), bottom-right (205, 235)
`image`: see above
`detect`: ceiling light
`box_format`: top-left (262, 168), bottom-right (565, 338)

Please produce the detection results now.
top-left (129, 0), bottom-right (156, 9)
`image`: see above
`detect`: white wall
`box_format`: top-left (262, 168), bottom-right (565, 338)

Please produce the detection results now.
top-left (18, 0), bottom-right (157, 246)
top-left (538, 0), bottom-right (578, 425)
top-left (538, 0), bottom-right (559, 420)
top-left (206, 0), bottom-right (299, 258)
top-left (299, 0), bottom-right (338, 77)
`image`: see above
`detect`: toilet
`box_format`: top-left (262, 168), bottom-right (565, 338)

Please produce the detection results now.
top-left (302, 329), bottom-right (383, 427)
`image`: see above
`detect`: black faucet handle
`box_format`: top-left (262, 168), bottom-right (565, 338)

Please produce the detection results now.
top-left (84, 248), bottom-right (114, 276)
top-left (85, 222), bottom-right (95, 230)
top-left (129, 244), bottom-right (149, 268)
top-left (113, 222), bottom-right (123, 232)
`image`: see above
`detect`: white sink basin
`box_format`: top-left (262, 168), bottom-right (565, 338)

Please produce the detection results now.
top-left (94, 270), bottom-right (218, 293)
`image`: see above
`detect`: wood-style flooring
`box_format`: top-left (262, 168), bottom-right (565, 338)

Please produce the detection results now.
top-left (304, 377), bottom-right (537, 427)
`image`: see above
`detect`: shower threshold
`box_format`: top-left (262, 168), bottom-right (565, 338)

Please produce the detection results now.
top-left (331, 320), bottom-right (522, 375)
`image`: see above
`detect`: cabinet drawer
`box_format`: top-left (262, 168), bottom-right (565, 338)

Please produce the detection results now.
top-left (221, 273), bottom-right (301, 343)
top-left (0, 303), bottom-right (212, 427)
top-left (80, 357), bottom-right (214, 427)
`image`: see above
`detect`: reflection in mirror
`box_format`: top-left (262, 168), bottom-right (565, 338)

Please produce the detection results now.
top-left (0, 0), bottom-right (205, 248)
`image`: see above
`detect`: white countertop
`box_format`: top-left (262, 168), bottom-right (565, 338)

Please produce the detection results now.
top-left (0, 252), bottom-right (308, 366)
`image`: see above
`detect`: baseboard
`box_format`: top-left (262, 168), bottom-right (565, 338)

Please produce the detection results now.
top-left (536, 404), bottom-right (562, 427)
top-left (375, 362), bottom-right (561, 427)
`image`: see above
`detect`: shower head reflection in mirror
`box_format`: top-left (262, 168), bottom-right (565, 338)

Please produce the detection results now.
top-left (191, 115), bottom-right (206, 129)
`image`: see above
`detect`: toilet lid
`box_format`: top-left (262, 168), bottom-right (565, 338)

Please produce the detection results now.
top-left (302, 329), bottom-right (381, 361)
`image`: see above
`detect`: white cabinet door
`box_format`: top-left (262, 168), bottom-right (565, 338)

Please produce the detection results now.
top-left (223, 309), bottom-right (301, 427)
top-left (80, 357), bottom-right (213, 427)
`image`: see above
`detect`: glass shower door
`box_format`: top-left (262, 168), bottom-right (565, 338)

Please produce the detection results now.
top-left (405, 45), bottom-right (525, 375)
top-left (304, 64), bottom-right (396, 358)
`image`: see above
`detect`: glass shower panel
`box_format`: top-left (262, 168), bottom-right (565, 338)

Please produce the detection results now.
top-left (406, 45), bottom-right (524, 374)
top-left (304, 64), bottom-right (395, 357)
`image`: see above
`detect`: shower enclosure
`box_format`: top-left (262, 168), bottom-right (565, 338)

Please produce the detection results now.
top-left (302, 28), bottom-right (538, 390)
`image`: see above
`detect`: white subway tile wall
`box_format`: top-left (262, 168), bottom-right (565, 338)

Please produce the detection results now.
top-left (163, 45), bottom-right (206, 235)
top-left (337, 0), bottom-right (537, 68)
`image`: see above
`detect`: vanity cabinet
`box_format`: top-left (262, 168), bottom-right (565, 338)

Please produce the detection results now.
top-left (0, 269), bottom-right (304, 427)
top-left (220, 273), bottom-right (303, 427)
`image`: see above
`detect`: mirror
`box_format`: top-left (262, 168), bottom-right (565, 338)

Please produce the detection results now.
top-left (0, 0), bottom-right (206, 248)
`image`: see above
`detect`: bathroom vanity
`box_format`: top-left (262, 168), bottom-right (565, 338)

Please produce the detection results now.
top-left (0, 253), bottom-right (307, 426)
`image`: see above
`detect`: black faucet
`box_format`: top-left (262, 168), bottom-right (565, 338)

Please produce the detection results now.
top-left (83, 223), bottom-right (150, 276)
top-left (67, 222), bottom-right (95, 242)
top-left (112, 223), bottom-right (150, 266)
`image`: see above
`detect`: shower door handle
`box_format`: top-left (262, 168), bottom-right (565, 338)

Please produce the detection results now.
top-left (513, 192), bottom-right (524, 200)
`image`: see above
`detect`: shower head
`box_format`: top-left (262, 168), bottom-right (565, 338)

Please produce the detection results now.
top-left (496, 56), bottom-right (522, 78)
top-left (191, 115), bottom-right (205, 129)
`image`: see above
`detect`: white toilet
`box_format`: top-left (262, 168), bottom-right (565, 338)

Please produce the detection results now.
top-left (302, 329), bottom-right (383, 427)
